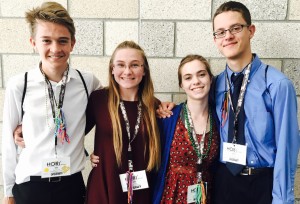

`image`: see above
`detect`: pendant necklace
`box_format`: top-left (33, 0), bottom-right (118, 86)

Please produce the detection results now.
top-left (119, 100), bottom-right (142, 204)
top-left (183, 103), bottom-right (213, 204)
top-left (40, 62), bottom-right (70, 149)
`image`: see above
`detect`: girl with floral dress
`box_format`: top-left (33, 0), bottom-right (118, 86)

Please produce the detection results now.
top-left (153, 55), bottom-right (220, 204)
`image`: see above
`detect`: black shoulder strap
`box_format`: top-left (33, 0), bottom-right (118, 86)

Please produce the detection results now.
top-left (210, 75), bottom-right (219, 105)
top-left (21, 72), bottom-right (28, 118)
top-left (76, 69), bottom-right (89, 100)
top-left (75, 69), bottom-right (90, 157)
top-left (263, 65), bottom-right (273, 114)
top-left (265, 65), bottom-right (270, 94)
top-left (210, 75), bottom-right (220, 129)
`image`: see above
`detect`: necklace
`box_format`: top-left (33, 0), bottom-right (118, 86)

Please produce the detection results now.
top-left (119, 100), bottom-right (142, 167)
top-left (40, 62), bottom-right (70, 145)
top-left (119, 100), bottom-right (142, 204)
top-left (183, 103), bottom-right (213, 203)
top-left (183, 103), bottom-right (213, 162)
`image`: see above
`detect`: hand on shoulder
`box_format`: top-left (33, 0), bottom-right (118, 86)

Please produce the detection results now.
top-left (156, 102), bottom-right (175, 118)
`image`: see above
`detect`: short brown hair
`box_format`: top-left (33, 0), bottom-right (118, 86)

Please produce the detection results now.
top-left (213, 1), bottom-right (251, 30)
top-left (178, 55), bottom-right (213, 87)
top-left (25, 2), bottom-right (75, 40)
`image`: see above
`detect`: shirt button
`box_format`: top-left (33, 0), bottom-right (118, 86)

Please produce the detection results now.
top-left (250, 161), bottom-right (254, 164)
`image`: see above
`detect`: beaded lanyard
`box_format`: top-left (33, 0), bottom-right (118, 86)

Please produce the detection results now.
top-left (40, 63), bottom-right (70, 150)
top-left (119, 100), bottom-right (142, 204)
top-left (183, 103), bottom-right (213, 204)
top-left (221, 61), bottom-right (252, 130)
top-left (224, 63), bottom-right (251, 143)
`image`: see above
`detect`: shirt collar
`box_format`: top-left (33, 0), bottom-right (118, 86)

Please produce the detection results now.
top-left (226, 66), bottom-right (244, 84)
top-left (225, 54), bottom-right (261, 83)
top-left (248, 54), bottom-right (262, 79)
top-left (32, 63), bottom-right (79, 84)
top-left (32, 64), bottom-right (45, 83)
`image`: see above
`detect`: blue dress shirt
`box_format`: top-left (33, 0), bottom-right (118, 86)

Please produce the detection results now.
top-left (214, 54), bottom-right (300, 204)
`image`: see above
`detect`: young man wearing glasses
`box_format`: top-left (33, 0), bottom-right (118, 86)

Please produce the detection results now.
top-left (212, 1), bottom-right (299, 204)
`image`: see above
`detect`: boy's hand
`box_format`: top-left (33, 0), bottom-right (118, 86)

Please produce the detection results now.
top-left (2, 197), bottom-right (15, 204)
top-left (156, 102), bottom-right (175, 118)
top-left (90, 152), bottom-right (99, 168)
top-left (14, 125), bottom-right (25, 148)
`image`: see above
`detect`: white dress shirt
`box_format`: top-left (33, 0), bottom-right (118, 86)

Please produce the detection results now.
top-left (2, 65), bottom-right (102, 196)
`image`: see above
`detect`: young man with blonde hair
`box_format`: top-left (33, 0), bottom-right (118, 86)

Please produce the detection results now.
top-left (2, 2), bottom-right (101, 204)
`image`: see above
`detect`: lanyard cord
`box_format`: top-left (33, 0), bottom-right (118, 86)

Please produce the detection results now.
top-left (119, 100), bottom-right (142, 204)
top-left (119, 100), bottom-right (142, 171)
top-left (183, 103), bottom-right (211, 203)
top-left (182, 103), bottom-right (213, 183)
top-left (40, 62), bottom-right (69, 121)
top-left (40, 62), bottom-right (70, 153)
top-left (225, 62), bottom-right (251, 143)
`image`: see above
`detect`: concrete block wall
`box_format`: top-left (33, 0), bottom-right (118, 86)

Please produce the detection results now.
top-left (0, 0), bottom-right (299, 202)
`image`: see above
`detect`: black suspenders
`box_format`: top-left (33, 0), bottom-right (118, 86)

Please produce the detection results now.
top-left (21, 69), bottom-right (90, 156)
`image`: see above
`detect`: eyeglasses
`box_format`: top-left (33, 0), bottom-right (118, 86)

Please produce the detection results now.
top-left (114, 63), bottom-right (143, 70)
top-left (213, 24), bottom-right (249, 39)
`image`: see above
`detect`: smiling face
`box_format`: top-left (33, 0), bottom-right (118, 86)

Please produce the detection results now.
top-left (30, 20), bottom-right (75, 73)
top-left (213, 11), bottom-right (255, 62)
top-left (112, 48), bottom-right (145, 98)
top-left (180, 59), bottom-right (212, 102)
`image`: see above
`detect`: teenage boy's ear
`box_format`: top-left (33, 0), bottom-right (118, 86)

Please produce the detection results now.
top-left (71, 38), bottom-right (76, 51)
top-left (248, 24), bottom-right (256, 39)
top-left (29, 37), bottom-right (39, 53)
top-left (30, 37), bottom-right (36, 48)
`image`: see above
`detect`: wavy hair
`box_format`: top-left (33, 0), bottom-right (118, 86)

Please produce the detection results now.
top-left (25, 2), bottom-right (75, 41)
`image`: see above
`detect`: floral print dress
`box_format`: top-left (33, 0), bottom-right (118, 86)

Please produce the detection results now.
top-left (160, 118), bottom-right (219, 204)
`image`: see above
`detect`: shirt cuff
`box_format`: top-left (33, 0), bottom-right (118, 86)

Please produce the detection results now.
top-left (4, 185), bottom-right (14, 197)
top-left (272, 197), bottom-right (294, 204)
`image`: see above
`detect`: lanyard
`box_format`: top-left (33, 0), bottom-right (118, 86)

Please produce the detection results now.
top-left (119, 100), bottom-right (142, 172)
top-left (40, 62), bottom-right (70, 150)
top-left (182, 103), bottom-right (213, 183)
top-left (40, 62), bottom-right (69, 121)
top-left (225, 62), bottom-right (251, 143)
top-left (119, 100), bottom-right (142, 204)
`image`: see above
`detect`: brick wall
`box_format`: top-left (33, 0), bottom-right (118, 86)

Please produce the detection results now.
top-left (0, 0), bottom-right (299, 202)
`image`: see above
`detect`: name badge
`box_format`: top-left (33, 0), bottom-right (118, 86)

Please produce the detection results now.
top-left (119, 170), bottom-right (149, 192)
top-left (187, 184), bottom-right (200, 203)
top-left (223, 142), bottom-right (247, 165)
top-left (42, 157), bottom-right (71, 178)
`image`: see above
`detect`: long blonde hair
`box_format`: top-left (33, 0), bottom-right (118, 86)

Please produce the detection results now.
top-left (108, 41), bottom-right (160, 171)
